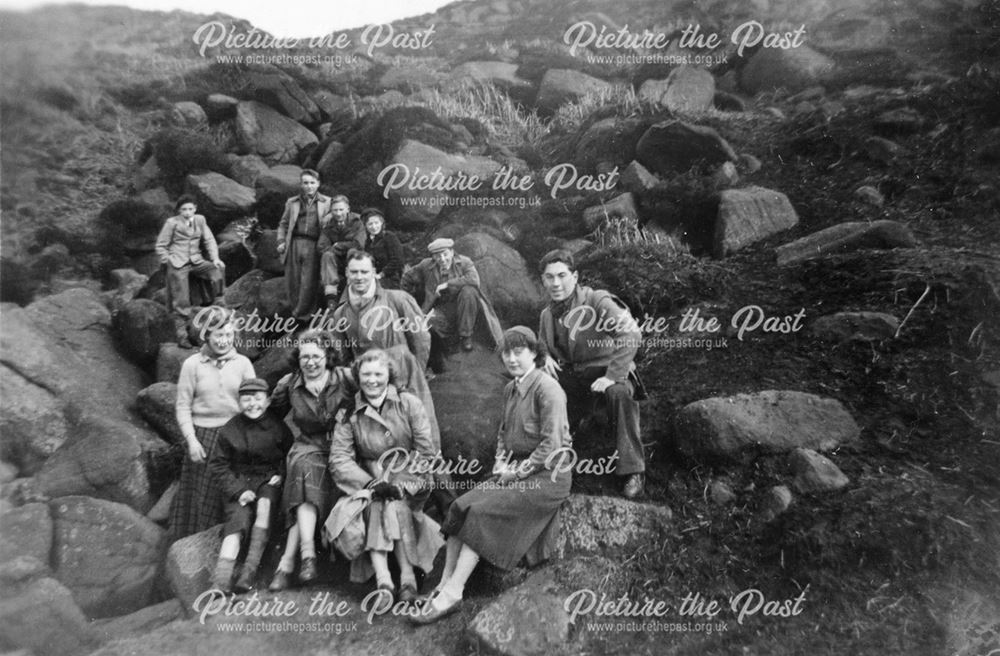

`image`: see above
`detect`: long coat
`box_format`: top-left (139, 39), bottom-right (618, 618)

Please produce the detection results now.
top-left (329, 285), bottom-right (431, 370)
top-left (276, 194), bottom-right (335, 260)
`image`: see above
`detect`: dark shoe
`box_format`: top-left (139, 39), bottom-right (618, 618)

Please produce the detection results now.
top-left (299, 557), bottom-right (318, 583)
top-left (409, 596), bottom-right (462, 625)
top-left (461, 336), bottom-right (473, 351)
top-left (233, 567), bottom-right (256, 593)
top-left (399, 584), bottom-right (418, 604)
top-left (268, 569), bottom-right (293, 592)
top-left (623, 473), bottom-right (645, 499)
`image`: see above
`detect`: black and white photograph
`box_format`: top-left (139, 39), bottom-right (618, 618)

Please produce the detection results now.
top-left (0, 0), bottom-right (998, 654)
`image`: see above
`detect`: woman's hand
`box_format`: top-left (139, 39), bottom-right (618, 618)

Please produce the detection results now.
top-left (541, 354), bottom-right (562, 379)
top-left (186, 438), bottom-right (206, 463)
top-left (238, 490), bottom-right (257, 506)
top-left (268, 475), bottom-right (282, 486)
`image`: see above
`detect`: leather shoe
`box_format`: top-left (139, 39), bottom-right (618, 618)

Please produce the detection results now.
top-left (461, 336), bottom-right (473, 351)
top-left (623, 473), bottom-right (645, 499)
top-left (233, 568), bottom-right (256, 593)
top-left (268, 569), bottom-right (292, 592)
top-left (410, 595), bottom-right (462, 625)
top-left (299, 557), bottom-right (318, 583)
top-left (399, 583), bottom-right (418, 604)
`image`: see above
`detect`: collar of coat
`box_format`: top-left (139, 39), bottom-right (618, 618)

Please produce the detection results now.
top-left (289, 193), bottom-right (331, 207)
top-left (333, 282), bottom-right (387, 310)
top-left (353, 384), bottom-right (402, 420)
top-left (198, 346), bottom-right (239, 365)
top-left (511, 367), bottom-right (543, 398)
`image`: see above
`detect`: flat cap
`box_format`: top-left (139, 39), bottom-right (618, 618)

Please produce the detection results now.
top-left (427, 238), bottom-right (454, 253)
top-left (238, 378), bottom-right (269, 395)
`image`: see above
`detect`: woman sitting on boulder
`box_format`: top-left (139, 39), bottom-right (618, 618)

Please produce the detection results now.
top-left (267, 330), bottom-right (354, 591)
top-left (360, 208), bottom-right (403, 289)
top-left (170, 306), bottom-right (256, 542)
top-left (411, 326), bottom-right (572, 625)
top-left (327, 348), bottom-right (443, 605)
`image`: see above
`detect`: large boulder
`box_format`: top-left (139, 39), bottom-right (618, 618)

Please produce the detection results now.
top-left (451, 61), bottom-right (533, 97)
top-left (581, 192), bottom-right (639, 231)
top-left (557, 495), bottom-right (672, 559)
top-left (169, 101), bottom-right (207, 129)
top-left (384, 139), bottom-right (502, 228)
top-left (254, 164), bottom-right (303, 229)
top-left (253, 229), bottom-right (285, 275)
top-left (0, 503), bottom-right (53, 569)
top-left (638, 65), bottom-right (715, 114)
top-left (673, 390), bottom-right (861, 459)
top-left (112, 299), bottom-right (177, 366)
top-left (454, 232), bottom-right (544, 325)
top-left (739, 46), bottom-right (836, 94)
top-left (467, 570), bottom-right (570, 656)
top-left (103, 269), bottom-right (150, 315)
top-left (238, 66), bottom-right (321, 125)
top-left (234, 101), bottom-right (318, 165)
top-left (0, 364), bottom-right (72, 476)
top-left (155, 342), bottom-right (196, 383)
top-left (136, 382), bottom-right (183, 444)
top-left (223, 153), bottom-right (270, 188)
top-left (535, 69), bottom-right (611, 113)
top-left (184, 172), bottom-right (256, 229)
top-left (91, 599), bottom-right (184, 644)
top-left (50, 496), bottom-right (164, 618)
top-left (572, 117), bottom-right (645, 171)
top-left (789, 448), bottom-right (850, 493)
top-left (0, 577), bottom-right (100, 656)
top-left (635, 120), bottom-right (737, 175)
top-left (223, 269), bottom-right (289, 318)
top-left (165, 524), bottom-right (222, 615)
top-left (713, 186), bottom-right (799, 257)
top-left (775, 220), bottom-right (917, 265)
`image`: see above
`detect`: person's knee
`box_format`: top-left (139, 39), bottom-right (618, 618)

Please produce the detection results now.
top-left (604, 383), bottom-right (633, 401)
top-left (456, 285), bottom-right (477, 300)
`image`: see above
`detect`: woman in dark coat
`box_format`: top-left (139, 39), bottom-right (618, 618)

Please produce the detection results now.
top-left (360, 208), bottom-right (404, 289)
top-left (267, 330), bottom-right (355, 591)
top-left (411, 326), bottom-right (572, 624)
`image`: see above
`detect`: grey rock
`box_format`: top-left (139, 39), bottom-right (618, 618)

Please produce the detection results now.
top-left (775, 220), bottom-right (916, 265)
top-left (91, 599), bottom-right (184, 644)
top-left (761, 485), bottom-right (793, 521)
top-left (454, 232), bottom-right (544, 324)
top-left (790, 448), bottom-right (850, 493)
top-left (155, 342), bottom-right (197, 383)
top-left (223, 153), bottom-right (270, 188)
top-left (619, 160), bottom-right (660, 194)
top-left (0, 503), bottom-right (52, 569)
top-left (169, 101), bottom-right (207, 129)
top-left (709, 480), bottom-right (736, 505)
top-left (112, 299), bottom-right (176, 365)
top-left (714, 186), bottom-right (798, 257)
top-left (165, 524), bottom-right (223, 615)
top-left (740, 46), bottom-right (835, 94)
top-left (557, 495), bottom-right (672, 559)
top-left (234, 100), bottom-right (318, 165)
top-left (184, 172), bottom-right (256, 227)
top-left (863, 136), bottom-right (906, 164)
top-left (854, 185), bottom-right (884, 206)
top-left (136, 382), bottom-right (182, 444)
top-left (582, 192), bottom-right (639, 232)
top-left (536, 69), bottom-right (611, 113)
top-left (636, 120), bottom-right (737, 175)
top-left (0, 577), bottom-right (99, 656)
top-left (467, 570), bottom-right (570, 655)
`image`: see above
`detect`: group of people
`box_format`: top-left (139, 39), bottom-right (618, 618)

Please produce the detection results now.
top-left (164, 168), bottom-right (648, 624)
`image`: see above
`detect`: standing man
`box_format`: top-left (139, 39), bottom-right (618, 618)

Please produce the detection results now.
top-left (319, 195), bottom-right (365, 307)
top-left (155, 195), bottom-right (226, 318)
top-left (537, 249), bottom-right (645, 498)
top-left (401, 238), bottom-right (502, 353)
top-left (276, 169), bottom-right (333, 324)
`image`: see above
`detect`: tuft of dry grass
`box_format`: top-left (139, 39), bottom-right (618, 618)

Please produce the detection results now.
top-left (420, 82), bottom-right (548, 149)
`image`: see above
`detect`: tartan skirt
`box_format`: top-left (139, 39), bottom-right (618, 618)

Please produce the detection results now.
top-left (167, 425), bottom-right (225, 542)
top-left (281, 441), bottom-right (336, 528)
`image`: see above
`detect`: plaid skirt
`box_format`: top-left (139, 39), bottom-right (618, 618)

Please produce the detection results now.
top-left (282, 442), bottom-right (336, 528)
top-left (167, 425), bottom-right (225, 542)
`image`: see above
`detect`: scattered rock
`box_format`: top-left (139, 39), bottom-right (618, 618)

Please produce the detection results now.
top-left (674, 390), bottom-right (861, 459)
top-left (535, 69), bottom-right (611, 113)
top-left (240, 65), bottom-right (321, 124)
top-left (875, 108), bottom-right (924, 134)
top-left (713, 186), bottom-right (799, 257)
top-left (254, 164), bottom-right (304, 201)
top-left (223, 269), bottom-right (289, 318)
top-left (204, 93), bottom-right (238, 120)
top-left (635, 120), bottom-right (737, 175)
top-left (619, 160), bottom-right (660, 194)
top-left (168, 101), bottom-right (207, 129)
top-left (557, 495), bottom-right (672, 559)
top-left (582, 192), bottom-right (640, 231)
top-left (467, 570), bottom-right (570, 656)
top-left (572, 117), bottom-right (645, 171)
top-left (854, 185), bottom-right (884, 206)
top-left (863, 136), bottom-right (906, 164)
top-left (155, 342), bottom-right (197, 383)
top-left (761, 485), bottom-right (793, 521)
top-left (738, 153), bottom-right (762, 174)
top-left (223, 153), bottom-right (270, 188)
top-left (136, 382), bottom-right (182, 444)
top-left (789, 448), bottom-right (850, 493)
top-left (712, 161), bottom-right (740, 189)
top-left (451, 61), bottom-right (532, 93)
top-left (311, 90), bottom-right (353, 123)
top-left (709, 480), bottom-right (736, 505)
top-left (0, 577), bottom-right (100, 656)
top-left (315, 140), bottom-right (344, 174)
top-left (184, 172), bottom-right (256, 228)
top-left (811, 311), bottom-right (899, 343)
top-left (739, 46), bottom-right (836, 94)
top-left (0, 363), bottom-right (72, 476)
top-left (165, 524), bottom-right (222, 614)
top-left (0, 503), bottom-right (52, 568)
top-left (112, 299), bottom-right (177, 365)
top-left (0, 555), bottom-right (48, 585)
top-left (775, 220), bottom-right (917, 265)
top-left (642, 65), bottom-right (716, 114)
top-left (131, 155), bottom-right (162, 193)
top-left (50, 495), bottom-right (165, 617)
top-left (103, 269), bottom-right (150, 314)
top-left (253, 229), bottom-right (285, 275)
top-left (234, 100), bottom-right (318, 165)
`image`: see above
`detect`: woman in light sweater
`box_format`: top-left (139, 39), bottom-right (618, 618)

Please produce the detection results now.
top-left (168, 306), bottom-right (256, 542)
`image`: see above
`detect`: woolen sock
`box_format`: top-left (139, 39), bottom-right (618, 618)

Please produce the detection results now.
top-left (211, 556), bottom-right (237, 592)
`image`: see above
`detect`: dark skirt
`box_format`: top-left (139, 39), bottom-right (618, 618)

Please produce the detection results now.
top-left (282, 442), bottom-right (335, 528)
top-left (222, 478), bottom-right (281, 538)
top-left (441, 467), bottom-right (571, 570)
top-left (168, 425), bottom-right (225, 542)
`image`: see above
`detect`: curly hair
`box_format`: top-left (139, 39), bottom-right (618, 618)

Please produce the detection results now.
top-left (350, 348), bottom-right (400, 390)
top-left (290, 329), bottom-right (342, 372)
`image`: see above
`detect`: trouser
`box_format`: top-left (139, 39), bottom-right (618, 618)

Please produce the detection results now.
top-left (286, 237), bottom-right (320, 319)
top-left (164, 261), bottom-right (224, 317)
top-left (559, 366), bottom-right (644, 475)
top-left (319, 245), bottom-right (352, 295)
top-left (428, 285), bottom-right (478, 339)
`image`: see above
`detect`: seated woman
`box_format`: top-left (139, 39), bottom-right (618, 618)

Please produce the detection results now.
top-left (267, 330), bottom-right (354, 591)
top-left (360, 208), bottom-right (403, 289)
top-left (169, 306), bottom-right (256, 543)
top-left (207, 378), bottom-right (293, 593)
top-left (411, 326), bottom-right (572, 625)
top-left (328, 349), bottom-right (443, 603)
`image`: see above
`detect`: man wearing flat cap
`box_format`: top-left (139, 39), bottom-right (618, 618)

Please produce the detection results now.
top-left (401, 238), bottom-right (502, 353)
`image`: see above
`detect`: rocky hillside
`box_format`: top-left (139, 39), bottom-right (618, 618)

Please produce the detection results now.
top-left (1, 0), bottom-right (999, 655)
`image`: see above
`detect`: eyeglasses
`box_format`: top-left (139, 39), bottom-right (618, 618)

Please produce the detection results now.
top-left (299, 354), bottom-right (326, 362)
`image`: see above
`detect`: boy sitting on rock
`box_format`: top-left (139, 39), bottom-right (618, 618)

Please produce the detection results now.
top-left (208, 378), bottom-right (294, 593)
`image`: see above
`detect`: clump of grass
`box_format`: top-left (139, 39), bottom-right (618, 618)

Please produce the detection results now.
top-left (591, 215), bottom-right (685, 254)
top-left (550, 85), bottom-right (656, 133)
top-left (147, 126), bottom-right (227, 180)
top-left (421, 82), bottom-right (548, 149)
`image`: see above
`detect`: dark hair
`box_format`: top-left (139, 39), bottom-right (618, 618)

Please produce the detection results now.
top-left (330, 194), bottom-right (349, 206)
top-left (359, 208), bottom-right (385, 223)
top-left (174, 195), bottom-right (197, 211)
top-left (539, 248), bottom-right (577, 274)
top-left (497, 327), bottom-right (548, 369)
top-left (300, 169), bottom-right (320, 181)
top-left (290, 329), bottom-right (341, 372)
top-left (351, 348), bottom-right (399, 391)
top-left (346, 249), bottom-right (375, 265)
